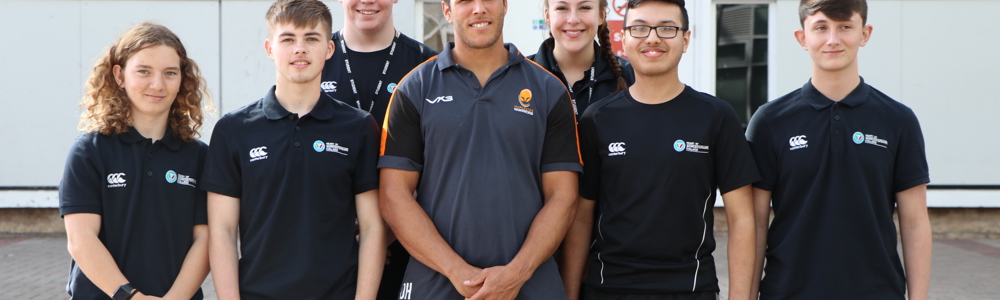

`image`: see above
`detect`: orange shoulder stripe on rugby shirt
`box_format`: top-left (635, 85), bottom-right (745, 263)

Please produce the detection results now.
top-left (524, 57), bottom-right (584, 166)
top-left (380, 55), bottom-right (439, 156)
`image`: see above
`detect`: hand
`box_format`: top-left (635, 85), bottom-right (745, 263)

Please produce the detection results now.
top-left (463, 265), bottom-right (528, 300)
top-left (448, 265), bottom-right (484, 298)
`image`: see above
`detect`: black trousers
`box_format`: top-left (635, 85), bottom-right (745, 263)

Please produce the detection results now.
top-left (582, 285), bottom-right (718, 300)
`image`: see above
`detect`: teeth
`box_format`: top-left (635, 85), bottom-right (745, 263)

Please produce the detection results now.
top-left (472, 22), bottom-right (489, 28)
top-left (360, 10), bottom-right (376, 15)
top-left (566, 30), bottom-right (583, 34)
top-left (293, 62), bottom-right (309, 65)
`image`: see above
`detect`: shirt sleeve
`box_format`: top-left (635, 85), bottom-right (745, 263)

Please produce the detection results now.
top-left (59, 135), bottom-right (103, 216)
top-left (577, 113), bottom-right (602, 201)
top-left (713, 102), bottom-right (761, 194)
top-left (193, 142), bottom-right (209, 225)
top-left (892, 108), bottom-right (930, 192)
top-left (354, 115), bottom-right (381, 194)
top-left (745, 104), bottom-right (777, 191)
top-left (379, 88), bottom-right (425, 171)
top-left (541, 91), bottom-right (583, 173)
top-left (200, 117), bottom-right (243, 198)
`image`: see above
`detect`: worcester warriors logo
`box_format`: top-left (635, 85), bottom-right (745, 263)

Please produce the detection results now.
top-left (514, 89), bottom-right (535, 115)
top-left (313, 140), bottom-right (326, 152)
top-left (165, 170), bottom-right (178, 183)
top-left (673, 140), bottom-right (686, 152)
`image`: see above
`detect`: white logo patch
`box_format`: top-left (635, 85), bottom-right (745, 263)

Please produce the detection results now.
top-left (106, 173), bottom-right (127, 188)
top-left (425, 95), bottom-right (453, 104)
top-left (608, 142), bottom-right (626, 156)
top-left (789, 135), bottom-right (808, 150)
top-left (321, 81), bottom-right (337, 93)
top-left (682, 141), bottom-right (710, 154)
top-left (249, 146), bottom-right (268, 162)
top-left (398, 282), bottom-right (413, 299)
top-left (325, 142), bottom-right (349, 155)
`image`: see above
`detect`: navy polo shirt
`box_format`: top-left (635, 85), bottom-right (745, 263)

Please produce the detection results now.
top-left (322, 31), bottom-right (437, 126)
top-left (201, 86), bottom-right (380, 300)
top-left (379, 43), bottom-right (581, 299)
top-left (578, 87), bottom-right (760, 294)
top-left (746, 78), bottom-right (929, 300)
top-left (59, 128), bottom-right (207, 300)
top-left (528, 38), bottom-right (635, 116)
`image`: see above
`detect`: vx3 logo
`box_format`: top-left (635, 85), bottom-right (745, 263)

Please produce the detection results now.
top-left (425, 95), bottom-right (453, 104)
top-left (789, 135), bottom-right (808, 150)
top-left (249, 146), bottom-right (268, 162)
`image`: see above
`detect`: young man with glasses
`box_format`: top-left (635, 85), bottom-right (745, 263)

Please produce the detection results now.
top-left (746, 0), bottom-right (931, 299)
top-left (562, 0), bottom-right (759, 299)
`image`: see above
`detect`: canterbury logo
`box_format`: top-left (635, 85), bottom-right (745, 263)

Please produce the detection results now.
top-left (106, 173), bottom-right (127, 188)
top-left (249, 146), bottom-right (268, 162)
top-left (321, 81), bottom-right (337, 93)
top-left (789, 135), bottom-right (808, 150)
top-left (608, 142), bottom-right (626, 156)
top-left (425, 95), bottom-right (453, 104)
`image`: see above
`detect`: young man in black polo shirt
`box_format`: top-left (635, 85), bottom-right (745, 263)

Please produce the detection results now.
top-left (746, 1), bottom-right (931, 299)
top-left (378, 0), bottom-right (582, 299)
top-left (321, 2), bottom-right (436, 299)
top-left (203, 1), bottom-right (385, 299)
top-left (564, 1), bottom-right (759, 299)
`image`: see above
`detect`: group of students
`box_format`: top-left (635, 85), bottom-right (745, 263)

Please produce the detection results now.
top-left (57, 0), bottom-right (931, 299)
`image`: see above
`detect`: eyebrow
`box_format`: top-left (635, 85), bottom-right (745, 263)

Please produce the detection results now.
top-left (629, 18), bottom-right (678, 25)
top-left (134, 64), bottom-right (181, 71)
top-left (278, 31), bottom-right (323, 37)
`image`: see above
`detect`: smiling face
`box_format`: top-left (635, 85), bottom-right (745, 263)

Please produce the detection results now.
top-left (113, 44), bottom-right (182, 120)
top-left (444, 0), bottom-right (507, 50)
top-left (795, 10), bottom-right (871, 75)
top-left (545, 0), bottom-right (603, 54)
top-left (621, 1), bottom-right (690, 77)
top-left (341, 0), bottom-right (397, 33)
top-left (265, 21), bottom-right (335, 86)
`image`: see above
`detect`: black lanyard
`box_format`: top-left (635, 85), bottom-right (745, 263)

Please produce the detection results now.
top-left (335, 30), bottom-right (399, 112)
top-left (568, 67), bottom-right (595, 116)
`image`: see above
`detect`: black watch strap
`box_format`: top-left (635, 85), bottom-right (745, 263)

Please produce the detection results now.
top-left (112, 283), bottom-right (138, 300)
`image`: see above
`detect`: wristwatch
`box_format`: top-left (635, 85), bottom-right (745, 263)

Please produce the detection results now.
top-left (112, 283), bottom-right (138, 300)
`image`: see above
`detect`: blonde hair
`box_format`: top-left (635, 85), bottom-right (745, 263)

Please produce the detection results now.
top-left (265, 0), bottom-right (333, 39)
top-left (78, 22), bottom-right (212, 142)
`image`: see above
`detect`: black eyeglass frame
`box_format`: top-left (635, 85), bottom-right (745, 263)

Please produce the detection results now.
top-left (624, 25), bottom-right (688, 39)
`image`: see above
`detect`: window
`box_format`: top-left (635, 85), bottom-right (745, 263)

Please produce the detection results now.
top-left (716, 4), bottom-right (768, 126)
top-left (420, 0), bottom-right (453, 53)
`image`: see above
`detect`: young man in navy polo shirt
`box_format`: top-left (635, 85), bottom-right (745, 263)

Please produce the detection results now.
top-left (746, 1), bottom-right (932, 299)
top-left (564, 1), bottom-right (759, 299)
top-left (378, 0), bottom-right (582, 299)
top-left (202, 1), bottom-right (385, 299)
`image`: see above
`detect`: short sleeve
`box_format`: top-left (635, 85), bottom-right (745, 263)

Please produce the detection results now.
top-left (200, 117), bottom-right (243, 198)
top-left (193, 143), bottom-right (209, 225)
top-left (540, 92), bottom-right (583, 173)
top-left (746, 105), bottom-right (777, 191)
top-left (892, 109), bottom-right (930, 192)
top-left (353, 116), bottom-right (381, 194)
top-left (59, 135), bottom-right (103, 216)
top-left (712, 103), bottom-right (760, 194)
top-left (577, 113), bottom-right (602, 200)
top-left (379, 90), bottom-right (425, 171)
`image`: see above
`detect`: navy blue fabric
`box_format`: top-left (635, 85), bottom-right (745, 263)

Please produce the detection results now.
top-left (528, 38), bottom-right (635, 116)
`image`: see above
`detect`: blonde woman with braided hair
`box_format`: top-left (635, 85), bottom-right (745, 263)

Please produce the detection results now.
top-left (60, 22), bottom-right (213, 300)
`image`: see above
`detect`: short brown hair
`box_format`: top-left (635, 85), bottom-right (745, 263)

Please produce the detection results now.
top-left (799, 0), bottom-right (867, 27)
top-left (78, 22), bottom-right (212, 142)
top-left (265, 0), bottom-right (333, 39)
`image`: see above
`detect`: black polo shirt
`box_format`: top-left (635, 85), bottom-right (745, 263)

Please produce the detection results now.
top-left (201, 86), bottom-right (380, 300)
top-left (578, 87), bottom-right (760, 294)
top-left (379, 43), bottom-right (581, 299)
top-left (322, 31), bottom-right (437, 126)
top-left (528, 38), bottom-right (635, 116)
top-left (745, 78), bottom-right (929, 300)
top-left (59, 128), bottom-right (207, 300)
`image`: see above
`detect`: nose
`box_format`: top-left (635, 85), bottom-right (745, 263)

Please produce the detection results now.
top-left (567, 9), bottom-right (580, 25)
top-left (472, 0), bottom-right (486, 14)
top-left (294, 41), bottom-right (308, 54)
top-left (150, 73), bottom-right (165, 91)
top-left (826, 29), bottom-right (841, 46)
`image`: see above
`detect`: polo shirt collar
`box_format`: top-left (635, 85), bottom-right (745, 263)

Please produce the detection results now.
top-left (801, 76), bottom-right (871, 110)
top-left (531, 38), bottom-right (615, 82)
top-left (119, 126), bottom-right (182, 151)
top-left (435, 42), bottom-right (525, 71)
top-left (261, 85), bottom-right (335, 121)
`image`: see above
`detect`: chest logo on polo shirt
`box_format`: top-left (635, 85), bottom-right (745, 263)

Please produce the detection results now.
top-left (514, 89), bottom-right (534, 115)
top-left (106, 173), bottom-right (127, 188)
top-left (789, 135), bottom-right (809, 150)
top-left (673, 139), bottom-right (709, 154)
top-left (387, 82), bottom-right (397, 94)
top-left (853, 131), bottom-right (888, 148)
top-left (165, 170), bottom-right (197, 188)
top-left (321, 81), bottom-right (337, 93)
top-left (314, 140), bottom-right (349, 155)
top-left (249, 146), bottom-right (268, 162)
top-left (608, 142), bottom-right (626, 156)
top-left (426, 95), bottom-right (453, 104)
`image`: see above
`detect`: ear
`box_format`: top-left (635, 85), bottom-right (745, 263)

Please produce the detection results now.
top-left (442, 1), bottom-right (453, 24)
top-left (326, 39), bottom-right (336, 60)
top-left (860, 24), bottom-right (873, 47)
top-left (794, 29), bottom-right (807, 50)
top-left (264, 39), bottom-right (274, 61)
top-left (543, 7), bottom-right (550, 26)
top-left (113, 65), bottom-right (124, 87)
top-left (681, 29), bottom-right (692, 53)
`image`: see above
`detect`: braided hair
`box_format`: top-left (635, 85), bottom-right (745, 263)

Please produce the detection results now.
top-left (544, 0), bottom-right (628, 92)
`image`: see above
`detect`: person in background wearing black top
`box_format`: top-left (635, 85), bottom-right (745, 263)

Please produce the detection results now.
top-left (203, 0), bottom-right (385, 299)
top-left (321, 0), bottom-right (437, 126)
top-left (565, 1), bottom-right (759, 299)
top-left (322, 1), bottom-right (436, 299)
top-left (529, 0), bottom-right (634, 117)
top-left (60, 22), bottom-right (212, 300)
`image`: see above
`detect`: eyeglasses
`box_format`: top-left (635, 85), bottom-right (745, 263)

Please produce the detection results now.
top-left (625, 25), bottom-right (686, 39)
